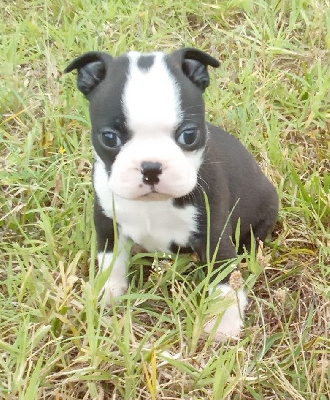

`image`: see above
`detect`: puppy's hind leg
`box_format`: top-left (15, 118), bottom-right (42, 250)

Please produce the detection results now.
top-left (204, 283), bottom-right (248, 341)
top-left (238, 209), bottom-right (278, 255)
top-left (202, 233), bottom-right (248, 341)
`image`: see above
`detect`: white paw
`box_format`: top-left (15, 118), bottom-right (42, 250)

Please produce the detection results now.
top-left (98, 251), bottom-right (128, 304)
top-left (204, 285), bottom-right (248, 341)
top-left (101, 277), bottom-right (128, 304)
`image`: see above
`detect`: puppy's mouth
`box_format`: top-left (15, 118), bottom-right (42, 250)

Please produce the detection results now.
top-left (111, 182), bottom-right (175, 201)
top-left (135, 190), bottom-right (173, 202)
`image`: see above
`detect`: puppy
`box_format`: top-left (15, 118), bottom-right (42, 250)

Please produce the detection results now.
top-left (65, 48), bottom-right (278, 340)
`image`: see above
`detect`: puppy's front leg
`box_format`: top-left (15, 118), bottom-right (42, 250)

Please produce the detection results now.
top-left (94, 199), bottom-right (129, 302)
top-left (98, 245), bottom-right (129, 302)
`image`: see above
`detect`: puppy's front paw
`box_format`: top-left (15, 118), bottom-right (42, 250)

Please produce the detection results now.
top-left (98, 251), bottom-right (128, 304)
top-left (204, 285), bottom-right (248, 342)
top-left (100, 277), bottom-right (128, 304)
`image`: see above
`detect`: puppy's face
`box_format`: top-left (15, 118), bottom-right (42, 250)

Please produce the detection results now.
top-left (65, 49), bottom-right (220, 200)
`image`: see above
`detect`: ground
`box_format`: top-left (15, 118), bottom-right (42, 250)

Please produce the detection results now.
top-left (0, 0), bottom-right (329, 399)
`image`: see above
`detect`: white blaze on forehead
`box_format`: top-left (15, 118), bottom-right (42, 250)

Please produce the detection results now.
top-left (123, 52), bottom-right (181, 134)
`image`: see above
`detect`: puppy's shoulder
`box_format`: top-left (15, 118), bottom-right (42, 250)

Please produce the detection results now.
top-left (205, 122), bottom-right (253, 161)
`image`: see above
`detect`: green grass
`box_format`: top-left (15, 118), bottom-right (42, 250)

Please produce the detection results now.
top-left (1, 0), bottom-right (329, 398)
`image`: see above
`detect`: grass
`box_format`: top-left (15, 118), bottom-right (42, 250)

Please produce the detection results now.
top-left (1, 0), bottom-right (329, 398)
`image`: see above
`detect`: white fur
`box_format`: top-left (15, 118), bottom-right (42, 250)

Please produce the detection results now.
top-left (123, 52), bottom-right (180, 134)
top-left (204, 284), bottom-right (248, 341)
top-left (113, 197), bottom-right (197, 252)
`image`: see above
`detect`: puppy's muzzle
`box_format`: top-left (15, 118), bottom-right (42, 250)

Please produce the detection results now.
top-left (141, 161), bottom-right (162, 186)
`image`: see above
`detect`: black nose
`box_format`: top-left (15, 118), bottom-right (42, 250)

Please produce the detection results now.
top-left (141, 161), bottom-right (162, 185)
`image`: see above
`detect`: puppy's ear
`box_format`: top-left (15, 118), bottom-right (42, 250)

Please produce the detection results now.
top-left (171, 48), bottom-right (220, 92)
top-left (64, 52), bottom-right (112, 96)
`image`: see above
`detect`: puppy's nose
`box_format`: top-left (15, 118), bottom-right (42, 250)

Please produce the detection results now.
top-left (141, 161), bottom-right (162, 185)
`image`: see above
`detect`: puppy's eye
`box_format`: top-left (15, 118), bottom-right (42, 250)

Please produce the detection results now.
top-left (101, 130), bottom-right (122, 148)
top-left (177, 127), bottom-right (198, 146)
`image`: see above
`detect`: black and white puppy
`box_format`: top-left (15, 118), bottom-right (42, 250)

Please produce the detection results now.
top-left (65, 48), bottom-right (278, 340)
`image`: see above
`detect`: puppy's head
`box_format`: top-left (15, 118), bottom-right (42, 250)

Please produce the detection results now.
top-left (65, 48), bottom-right (219, 200)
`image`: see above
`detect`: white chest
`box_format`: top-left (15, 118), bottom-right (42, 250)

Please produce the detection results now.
top-left (114, 198), bottom-right (198, 252)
